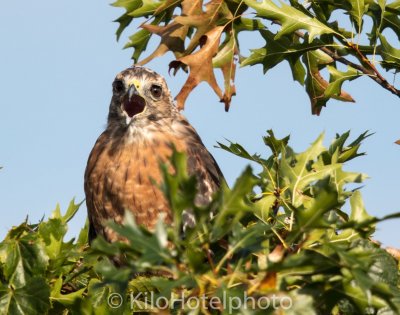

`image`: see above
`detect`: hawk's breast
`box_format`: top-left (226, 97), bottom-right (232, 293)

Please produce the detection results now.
top-left (84, 128), bottom-right (186, 241)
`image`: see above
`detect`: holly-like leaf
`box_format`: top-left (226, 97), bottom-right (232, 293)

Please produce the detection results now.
top-left (127, 0), bottom-right (163, 17)
top-left (112, 0), bottom-right (143, 40)
top-left (217, 140), bottom-right (263, 163)
top-left (108, 213), bottom-right (174, 268)
top-left (377, 34), bottom-right (400, 71)
top-left (50, 276), bottom-right (86, 306)
top-left (381, 0), bottom-right (400, 41)
top-left (281, 133), bottom-right (341, 207)
top-left (346, 0), bottom-right (367, 32)
top-left (241, 30), bottom-right (328, 85)
top-left (245, 0), bottom-right (338, 41)
top-left (263, 129), bottom-right (290, 156)
top-left (124, 29), bottom-right (152, 63)
top-left (325, 65), bottom-right (360, 98)
top-left (0, 277), bottom-right (50, 315)
top-left (349, 191), bottom-right (374, 224)
top-left (211, 166), bottom-right (258, 240)
top-left (303, 50), bottom-right (333, 114)
top-left (297, 185), bottom-right (339, 229)
top-left (303, 50), bottom-right (355, 115)
top-left (62, 199), bottom-right (83, 224)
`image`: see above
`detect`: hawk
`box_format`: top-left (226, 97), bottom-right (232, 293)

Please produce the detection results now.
top-left (84, 66), bottom-right (224, 243)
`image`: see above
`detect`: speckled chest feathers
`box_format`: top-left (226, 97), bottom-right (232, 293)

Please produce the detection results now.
top-left (84, 66), bottom-right (224, 243)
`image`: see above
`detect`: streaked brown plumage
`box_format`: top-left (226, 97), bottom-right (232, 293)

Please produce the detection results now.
top-left (84, 66), bottom-right (224, 243)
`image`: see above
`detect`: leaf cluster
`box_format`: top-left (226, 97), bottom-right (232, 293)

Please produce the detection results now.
top-left (1, 132), bottom-right (400, 314)
top-left (113, 0), bottom-right (400, 114)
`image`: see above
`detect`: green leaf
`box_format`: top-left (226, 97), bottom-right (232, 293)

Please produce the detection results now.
top-left (62, 199), bottom-right (83, 224)
top-left (0, 277), bottom-right (50, 315)
top-left (234, 17), bottom-right (265, 32)
top-left (281, 133), bottom-right (339, 206)
top-left (325, 65), bottom-right (360, 98)
top-left (382, 1), bottom-right (400, 41)
top-left (377, 34), bottom-right (400, 71)
top-left (242, 30), bottom-right (327, 84)
top-left (108, 213), bottom-right (174, 267)
top-left (211, 166), bottom-right (258, 240)
top-left (112, 0), bottom-right (142, 11)
top-left (296, 183), bottom-right (339, 229)
top-left (114, 13), bottom-right (134, 41)
top-left (323, 130), bottom-right (371, 164)
top-left (127, 0), bottom-right (162, 17)
top-left (217, 140), bottom-right (264, 164)
top-left (2, 131), bottom-right (399, 314)
top-left (302, 50), bottom-right (333, 114)
top-left (349, 191), bottom-right (374, 224)
top-left (50, 276), bottom-right (86, 306)
top-left (1, 233), bottom-right (48, 288)
top-left (112, 0), bottom-right (144, 40)
top-left (244, 0), bottom-right (338, 41)
top-left (124, 29), bottom-right (152, 63)
top-left (38, 218), bottom-right (66, 260)
top-left (346, 0), bottom-right (367, 32)
top-left (263, 129), bottom-right (290, 156)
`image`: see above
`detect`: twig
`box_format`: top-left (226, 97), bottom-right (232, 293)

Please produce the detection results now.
top-left (294, 30), bottom-right (400, 97)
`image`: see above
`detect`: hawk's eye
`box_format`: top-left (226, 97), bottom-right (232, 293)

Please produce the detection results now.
top-left (113, 80), bottom-right (125, 93)
top-left (150, 84), bottom-right (162, 98)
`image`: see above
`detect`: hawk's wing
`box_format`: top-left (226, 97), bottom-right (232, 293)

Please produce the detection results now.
top-left (84, 132), bottom-right (109, 244)
top-left (181, 120), bottom-right (225, 205)
top-left (177, 120), bottom-right (225, 230)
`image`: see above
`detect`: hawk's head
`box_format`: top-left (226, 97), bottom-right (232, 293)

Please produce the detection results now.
top-left (107, 66), bottom-right (175, 129)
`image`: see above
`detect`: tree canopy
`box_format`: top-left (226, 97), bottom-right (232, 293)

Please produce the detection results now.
top-left (1, 1), bottom-right (400, 314)
top-left (114, 0), bottom-right (400, 114)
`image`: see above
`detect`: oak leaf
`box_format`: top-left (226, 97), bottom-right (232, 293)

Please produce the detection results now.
top-left (212, 32), bottom-right (237, 111)
top-left (169, 26), bottom-right (225, 110)
top-left (303, 51), bottom-right (354, 115)
top-left (138, 22), bottom-right (188, 65)
top-left (174, 0), bottom-right (232, 53)
top-left (137, 0), bottom-right (202, 65)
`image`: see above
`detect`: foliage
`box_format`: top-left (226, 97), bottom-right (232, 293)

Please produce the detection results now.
top-left (1, 132), bottom-right (400, 314)
top-left (112, 0), bottom-right (400, 114)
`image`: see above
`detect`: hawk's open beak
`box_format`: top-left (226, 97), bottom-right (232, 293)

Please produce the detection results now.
top-left (123, 85), bottom-right (146, 118)
top-left (128, 85), bottom-right (137, 100)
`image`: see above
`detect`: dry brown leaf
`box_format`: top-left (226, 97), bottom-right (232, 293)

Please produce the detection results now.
top-left (137, 0), bottom-right (202, 65)
top-left (395, 139), bottom-right (400, 145)
top-left (309, 70), bottom-right (355, 115)
top-left (169, 26), bottom-right (225, 110)
top-left (332, 86), bottom-right (355, 102)
top-left (267, 244), bottom-right (285, 263)
top-left (138, 22), bottom-right (188, 65)
top-left (258, 272), bottom-right (277, 291)
top-left (138, 0), bottom-right (236, 110)
top-left (153, 0), bottom-right (183, 15)
top-left (212, 33), bottom-right (238, 111)
top-left (220, 62), bottom-right (236, 111)
top-left (175, 0), bottom-right (232, 54)
top-left (386, 247), bottom-right (400, 261)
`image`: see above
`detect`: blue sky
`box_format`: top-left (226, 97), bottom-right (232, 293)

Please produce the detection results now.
top-left (1, 1), bottom-right (399, 247)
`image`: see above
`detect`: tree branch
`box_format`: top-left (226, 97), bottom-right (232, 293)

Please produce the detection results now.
top-left (294, 31), bottom-right (400, 98)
